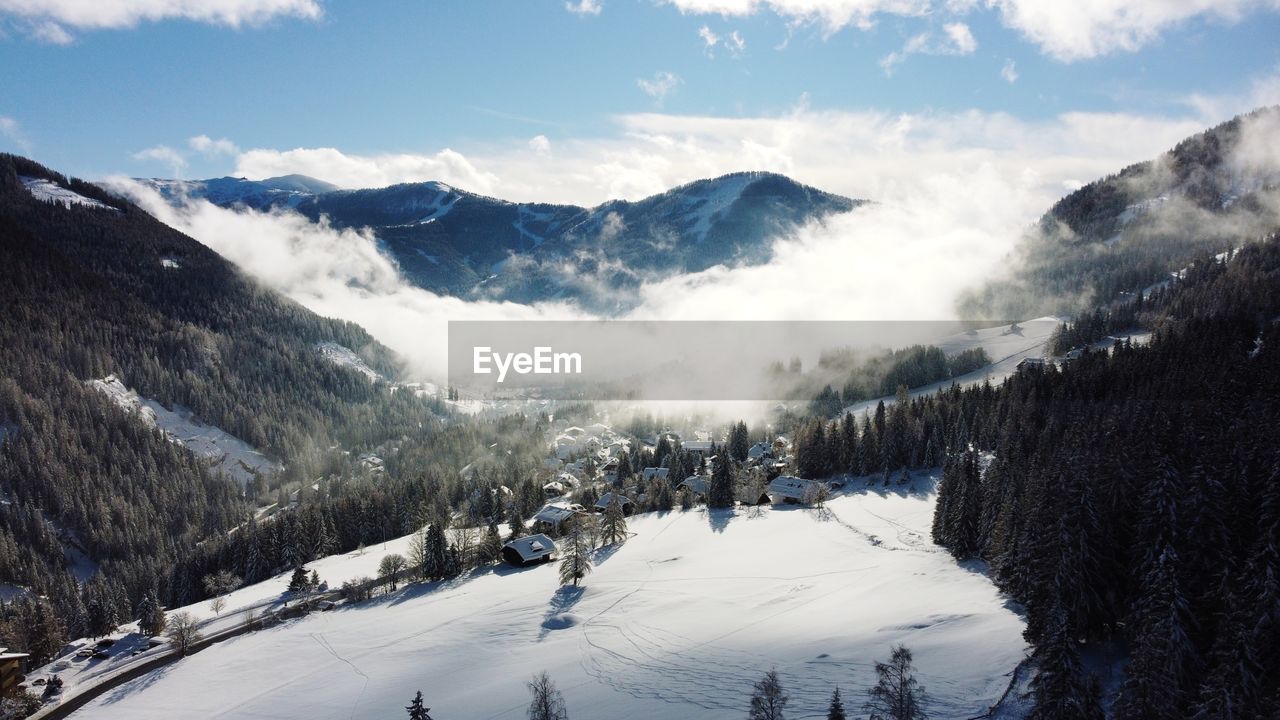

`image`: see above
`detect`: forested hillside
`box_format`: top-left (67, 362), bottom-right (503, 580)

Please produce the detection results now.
top-left (934, 239), bottom-right (1280, 718)
top-left (0, 154), bottom-right (448, 659)
top-left (787, 234), bottom-right (1280, 717)
top-left (961, 107), bottom-right (1280, 320)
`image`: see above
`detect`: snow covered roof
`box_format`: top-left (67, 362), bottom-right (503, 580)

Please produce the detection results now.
top-left (679, 476), bottom-right (709, 495)
top-left (642, 467), bottom-right (670, 481)
top-left (748, 443), bottom-right (771, 460)
top-left (503, 534), bottom-right (557, 563)
top-left (768, 476), bottom-right (821, 501)
top-left (595, 493), bottom-right (632, 510)
top-left (534, 503), bottom-right (586, 525)
top-left (683, 441), bottom-right (714, 453)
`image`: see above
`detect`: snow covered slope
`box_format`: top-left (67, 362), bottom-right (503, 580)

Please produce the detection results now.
top-left (87, 375), bottom-right (278, 486)
top-left (316, 342), bottom-right (385, 383)
top-left (841, 318), bottom-right (1061, 418)
top-left (71, 476), bottom-right (1028, 720)
top-left (20, 176), bottom-right (116, 211)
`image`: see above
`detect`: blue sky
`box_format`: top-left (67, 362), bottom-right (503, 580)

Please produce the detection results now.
top-left (2, 0), bottom-right (1280, 202)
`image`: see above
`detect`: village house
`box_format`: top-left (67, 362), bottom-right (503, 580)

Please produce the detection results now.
top-left (641, 467), bottom-right (670, 483)
top-left (679, 475), bottom-right (710, 501)
top-left (501, 534), bottom-right (558, 567)
top-left (767, 476), bottom-right (824, 504)
top-left (0, 648), bottom-right (28, 698)
top-left (533, 502), bottom-right (588, 533)
top-left (683, 440), bottom-right (714, 456)
top-left (1017, 357), bottom-right (1051, 371)
top-left (594, 492), bottom-right (635, 516)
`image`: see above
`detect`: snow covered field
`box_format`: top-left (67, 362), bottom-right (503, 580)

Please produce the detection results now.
top-left (70, 477), bottom-right (1028, 720)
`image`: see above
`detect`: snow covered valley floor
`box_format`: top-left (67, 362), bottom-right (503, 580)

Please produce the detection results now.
top-left (71, 480), bottom-right (1029, 720)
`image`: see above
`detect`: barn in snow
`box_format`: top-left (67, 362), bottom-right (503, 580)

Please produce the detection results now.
top-left (768, 476), bottom-right (823, 504)
top-left (502, 534), bottom-right (558, 567)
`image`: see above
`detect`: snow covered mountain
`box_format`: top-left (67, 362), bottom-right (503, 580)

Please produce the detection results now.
top-left (146, 174), bottom-right (340, 210)
top-left (961, 106), bottom-right (1280, 320)
top-left (144, 171), bottom-right (859, 312)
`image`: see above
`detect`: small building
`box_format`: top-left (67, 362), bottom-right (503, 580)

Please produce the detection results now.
top-left (533, 503), bottom-right (588, 531)
top-left (679, 475), bottom-right (709, 499)
top-left (747, 443), bottom-right (772, 462)
top-left (502, 534), bottom-right (558, 567)
top-left (0, 648), bottom-right (29, 698)
top-left (594, 493), bottom-right (635, 516)
top-left (1017, 357), bottom-right (1050, 371)
top-left (357, 453), bottom-right (385, 475)
top-left (641, 467), bottom-right (670, 483)
top-left (767, 476), bottom-right (823, 504)
top-left (683, 441), bottom-right (714, 455)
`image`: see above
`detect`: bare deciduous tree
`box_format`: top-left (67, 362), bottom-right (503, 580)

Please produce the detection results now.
top-left (166, 611), bottom-right (201, 656)
top-left (527, 671), bottom-right (569, 720)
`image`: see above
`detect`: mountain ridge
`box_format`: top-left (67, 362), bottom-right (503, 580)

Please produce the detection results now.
top-left (143, 170), bottom-right (861, 312)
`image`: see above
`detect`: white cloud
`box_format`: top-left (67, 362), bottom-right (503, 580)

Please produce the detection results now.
top-left (213, 104), bottom-right (1221, 209)
top-left (528, 134), bottom-right (553, 156)
top-left (0, 0), bottom-right (322, 43)
top-left (699, 25), bottom-right (746, 58)
top-left (29, 19), bottom-right (72, 44)
top-left (234, 146), bottom-right (500, 193)
top-left (132, 144), bottom-right (187, 176)
top-left (1000, 57), bottom-right (1018, 83)
top-left (661, 0), bottom-right (1280, 62)
top-left (564, 0), bottom-right (602, 15)
top-left (660, 0), bottom-right (931, 34)
top-left (988, 0), bottom-right (1280, 61)
top-left (188, 134), bottom-right (240, 157)
top-left (113, 84), bottom-right (1280, 384)
top-left (0, 114), bottom-right (31, 151)
top-left (637, 71), bottom-right (683, 106)
top-left (698, 24), bottom-right (719, 50)
top-left (879, 21), bottom-right (976, 75)
top-left (105, 178), bottom-right (587, 379)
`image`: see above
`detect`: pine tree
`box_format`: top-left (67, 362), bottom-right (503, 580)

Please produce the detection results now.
top-left (558, 519), bottom-right (592, 587)
top-left (287, 565), bottom-right (310, 593)
top-left (507, 503), bottom-right (528, 542)
top-left (709, 452), bottom-right (736, 509)
top-left (423, 522), bottom-right (450, 581)
top-left (1029, 608), bottom-right (1103, 720)
top-left (479, 519), bottom-right (503, 564)
top-left (729, 421), bottom-right (751, 462)
top-left (748, 669), bottom-right (788, 720)
top-left (136, 591), bottom-right (166, 637)
top-left (827, 687), bottom-right (846, 720)
top-left (405, 690), bottom-right (433, 720)
top-left (601, 493), bottom-right (628, 545)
